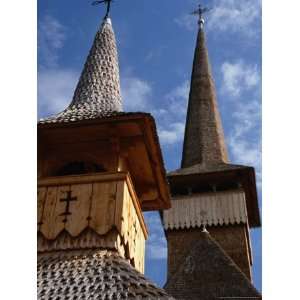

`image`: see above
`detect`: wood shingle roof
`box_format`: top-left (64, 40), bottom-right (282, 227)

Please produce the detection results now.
top-left (39, 17), bottom-right (122, 124)
top-left (38, 249), bottom-right (175, 300)
top-left (181, 26), bottom-right (228, 169)
top-left (164, 232), bottom-right (261, 300)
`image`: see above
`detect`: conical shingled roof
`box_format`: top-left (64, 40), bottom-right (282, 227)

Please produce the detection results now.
top-left (181, 25), bottom-right (228, 168)
top-left (40, 17), bottom-right (122, 124)
top-left (164, 232), bottom-right (261, 300)
top-left (38, 249), bottom-right (175, 300)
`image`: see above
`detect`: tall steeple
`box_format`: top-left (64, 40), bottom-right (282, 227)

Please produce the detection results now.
top-left (181, 20), bottom-right (228, 168)
top-left (162, 6), bottom-right (261, 298)
top-left (41, 17), bottom-right (122, 123)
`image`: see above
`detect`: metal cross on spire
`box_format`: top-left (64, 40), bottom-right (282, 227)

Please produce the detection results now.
top-left (92, 0), bottom-right (113, 19)
top-left (191, 3), bottom-right (211, 28)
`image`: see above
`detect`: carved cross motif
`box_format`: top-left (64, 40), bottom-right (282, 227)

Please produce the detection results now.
top-left (59, 191), bottom-right (77, 223)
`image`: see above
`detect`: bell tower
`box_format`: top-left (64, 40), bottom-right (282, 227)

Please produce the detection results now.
top-left (162, 5), bottom-right (261, 285)
top-left (38, 16), bottom-right (171, 276)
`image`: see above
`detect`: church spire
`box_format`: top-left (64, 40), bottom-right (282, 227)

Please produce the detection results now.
top-left (181, 15), bottom-right (228, 168)
top-left (70, 16), bottom-right (122, 112)
top-left (40, 16), bottom-right (122, 123)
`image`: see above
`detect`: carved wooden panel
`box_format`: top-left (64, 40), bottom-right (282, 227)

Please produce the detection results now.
top-left (163, 190), bottom-right (247, 230)
top-left (65, 184), bottom-right (92, 236)
top-left (90, 181), bottom-right (117, 235)
top-left (37, 187), bottom-right (47, 230)
top-left (40, 186), bottom-right (69, 240)
top-left (38, 172), bottom-right (147, 273)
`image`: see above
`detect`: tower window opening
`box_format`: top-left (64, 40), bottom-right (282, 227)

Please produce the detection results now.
top-left (55, 161), bottom-right (106, 176)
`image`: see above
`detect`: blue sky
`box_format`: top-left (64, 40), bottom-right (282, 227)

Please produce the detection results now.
top-left (38, 0), bottom-right (262, 291)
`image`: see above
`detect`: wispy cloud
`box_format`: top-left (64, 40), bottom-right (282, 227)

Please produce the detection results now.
top-left (144, 212), bottom-right (167, 260)
top-left (38, 15), bottom-right (67, 68)
top-left (174, 14), bottom-right (195, 32)
top-left (38, 69), bottom-right (79, 118)
top-left (37, 15), bottom-right (74, 118)
top-left (121, 77), bottom-right (189, 146)
top-left (158, 122), bottom-right (185, 145)
top-left (153, 80), bottom-right (189, 146)
top-left (144, 46), bottom-right (167, 62)
top-left (164, 80), bottom-right (189, 116)
top-left (220, 58), bottom-right (261, 188)
top-left (175, 0), bottom-right (261, 36)
top-left (227, 98), bottom-right (262, 187)
top-left (121, 77), bottom-right (152, 111)
top-left (228, 133), bottom-right (262, 188)
top-left (208, 0), bottom-right (261, 35)
top-left (221, 60), bottom-right (260, 97)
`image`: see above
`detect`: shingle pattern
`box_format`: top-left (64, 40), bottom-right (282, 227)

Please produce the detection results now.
top-left (181, 26), bottom-right (228, 169)
top-left (164, 232), bottom-right (261, 300)
top-left (39, 17), bottom-right (122, 124)
top-left (38, 249), bottom-right (175, 300)
top-left (168, 162), bottom-right (247, 177)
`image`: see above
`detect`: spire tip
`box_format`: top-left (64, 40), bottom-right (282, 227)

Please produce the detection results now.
top-left (199, 17), bottom-right (205, 29)
top-left (191, 3), bottom-right (211, 29)
top-left (103, 16), bottom-right (112, 25)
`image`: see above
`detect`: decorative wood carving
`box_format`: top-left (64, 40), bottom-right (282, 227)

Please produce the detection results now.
top-left (37, 172), bottom-right (147, 273)
top-left (163, 189), bottom-right (248, 230)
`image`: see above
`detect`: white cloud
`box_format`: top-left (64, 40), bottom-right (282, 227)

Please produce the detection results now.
top-left (174, 14), bottom-right (195, 32)
top-left (151, 81), bottom-right (189, 146)
top-left (221, 61), bottom-right (260, 97)
top-left (144, 46), bottom-right (166, 62)
top-left (229, 133), bottom-right (261, 168)
top-left (208, 0), bottom-right (261, 35)
top-left (165, 80), bottom-right (189, 113)
top-left (38, 69), bottom-right (79, 117)
top-left (144, 212), bottom-right (167, 260)
top-left (175, 0), bottom-right (261, 36)
top-left (147, 241), bottom-right (167, 260)
top-left (158, 122), bottom-right (185, 145)
top-left (220, 60), bottom-right (261, 184)
top-left (38, 15), bottom-right (74, 118)
top-left (38, 15), bottom-right (66, 68)
top-left (227, 99), bottom-right (261, 187)
top-left (151, 80), bottom-right (189, 119)
top-left (229, 135), bottom-right (262, 188)
top-left (121, 78), bottom-right (188, 147)
top-left (121, 77), bottom-right (152, 111)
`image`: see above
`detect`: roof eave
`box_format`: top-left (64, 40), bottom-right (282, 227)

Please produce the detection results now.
top-left (38, 113), bottom-right (171, 211)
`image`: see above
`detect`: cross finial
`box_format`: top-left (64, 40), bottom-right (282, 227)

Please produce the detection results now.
top-left (92, 0), bottom-right (113, 19)
top-left (191, 3), bottom-right (211, 28)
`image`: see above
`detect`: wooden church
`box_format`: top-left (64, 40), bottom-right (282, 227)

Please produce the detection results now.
top-left (37, 5), bottom-right (261, 300)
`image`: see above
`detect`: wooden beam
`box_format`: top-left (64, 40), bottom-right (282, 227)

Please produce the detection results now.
top-left (38, 172), bottom-right (128, 187)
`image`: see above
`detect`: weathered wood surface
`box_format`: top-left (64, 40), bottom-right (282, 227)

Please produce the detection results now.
top-left (163, 190), bottom-right (248, 230)
top-left (65, 183), bottom-right (92, 237)
top-left (40, 186), bottom-right (69, 240)
top-left (37, 187), bottom-right (47, 229)
top-left (90, 181), bottom-right (117, 235)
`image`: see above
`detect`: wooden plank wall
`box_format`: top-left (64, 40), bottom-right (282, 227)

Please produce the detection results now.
top-left (38, 173), bottom-right (146, 273)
